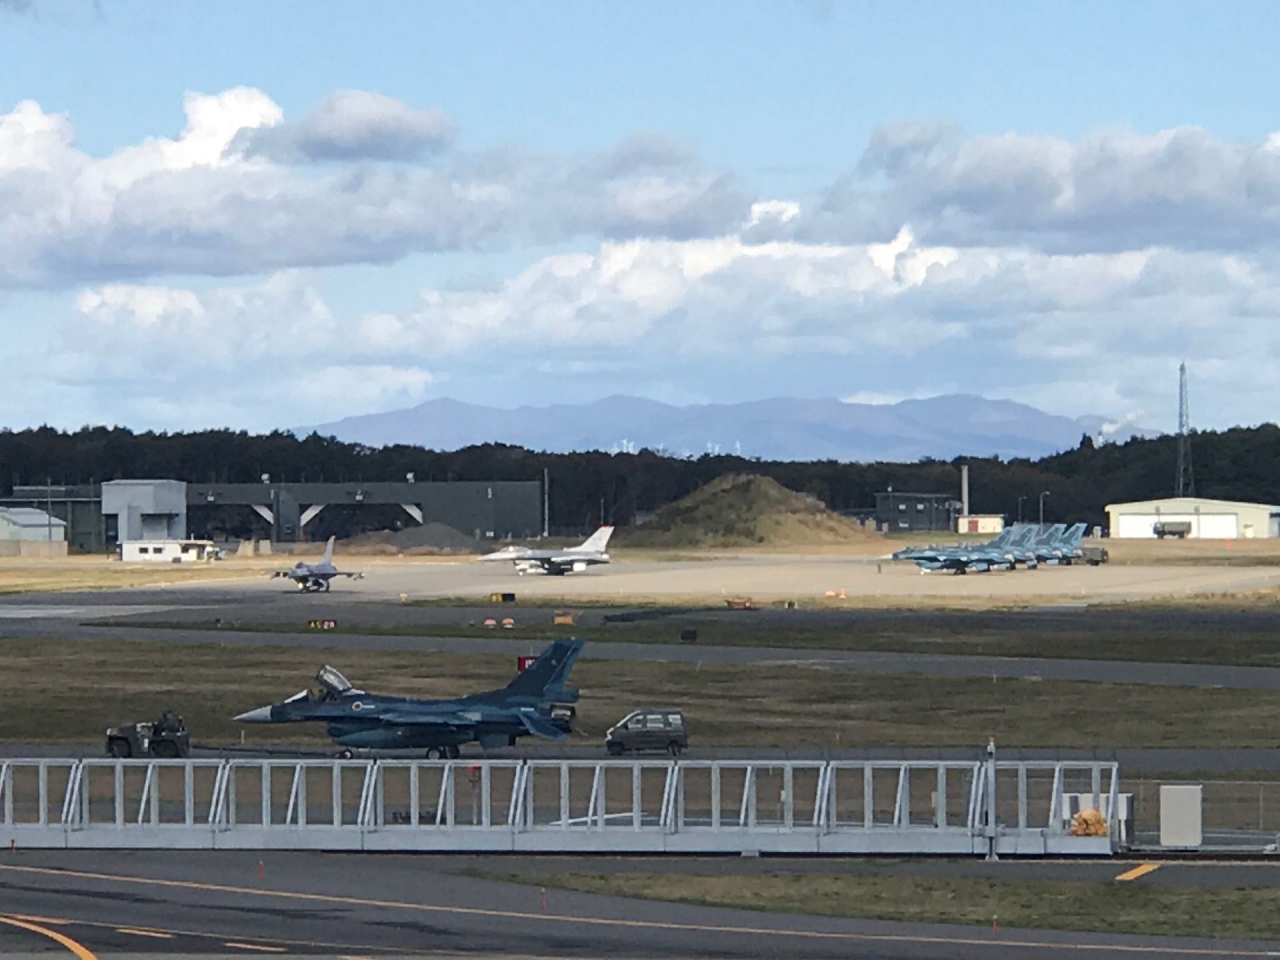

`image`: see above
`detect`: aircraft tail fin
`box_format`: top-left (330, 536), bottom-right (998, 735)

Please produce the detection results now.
top-left (987, 527), bottom-right (1016, 548)
top-left (321, 536), bottom-right (336, 565)
top-left (504, 638), bottom-right (584, 699)
top-left (578, 526), bottom-right (614, 552)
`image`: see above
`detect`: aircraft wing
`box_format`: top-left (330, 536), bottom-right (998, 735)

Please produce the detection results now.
top-left (518, 712), bottom-right (568, 741)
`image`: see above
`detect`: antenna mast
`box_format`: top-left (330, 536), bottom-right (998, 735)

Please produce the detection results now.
top-left (1175, 361), bottom-right (1195, 497)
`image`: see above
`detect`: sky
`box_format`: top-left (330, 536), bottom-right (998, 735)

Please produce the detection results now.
top-left (2, 0), bottom-right (1279, 434)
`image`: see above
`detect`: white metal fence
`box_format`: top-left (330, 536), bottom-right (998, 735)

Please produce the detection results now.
top-left (0, 756), bottom-right (1119, 855)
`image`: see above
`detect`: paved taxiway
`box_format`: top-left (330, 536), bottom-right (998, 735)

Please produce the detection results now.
top-left (2, 852), bottom-right (1278, 959)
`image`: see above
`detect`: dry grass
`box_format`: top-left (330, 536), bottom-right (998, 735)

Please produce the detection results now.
top-left (1104, 537), bottom-right (1280, 566)
top-left (0, 558), bottom-right (268, 594)
top-left (494, 871), bottom-right (1280, 941)
top-left (3, 636), bottom-right (1277, 748)
top-left (618, 475), bottom-right (883, 550)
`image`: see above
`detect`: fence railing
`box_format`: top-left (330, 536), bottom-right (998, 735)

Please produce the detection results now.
top-left (0, 756), bottom-right (1119, 855)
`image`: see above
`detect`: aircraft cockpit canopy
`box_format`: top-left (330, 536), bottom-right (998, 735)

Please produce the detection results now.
top-left (312, 664), bottom-right (362, 700)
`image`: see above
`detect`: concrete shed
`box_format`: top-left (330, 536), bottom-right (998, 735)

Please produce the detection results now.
top-left (0, 507), bottom-right (66, 541)
top-left (1105, 497), bottom-right (1280, 539)
top-left (0, 507), bottom-right (68, 556)
top-left (956, 515), bottom-right (1005, 535)
top-left (102, 480), bottom-right (187, 543)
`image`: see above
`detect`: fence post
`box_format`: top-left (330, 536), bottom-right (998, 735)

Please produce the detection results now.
top-left (985, 739), bottom-right (998, 861)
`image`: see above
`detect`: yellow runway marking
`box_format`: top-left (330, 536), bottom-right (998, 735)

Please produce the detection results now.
top-left (0, 915), bottom-right (98, 960)
top-left (225, 942), bottom-right (288, 953)
top-left (0, 862), bottom-right (1275, 957)
top-left (114, 927), bottom-right (174, 939)
top-left (1115, 863), bottom-right (1162, 882)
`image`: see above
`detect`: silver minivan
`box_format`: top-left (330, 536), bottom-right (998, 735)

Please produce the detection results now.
top-left (605, 709), bottom-right (688, 756)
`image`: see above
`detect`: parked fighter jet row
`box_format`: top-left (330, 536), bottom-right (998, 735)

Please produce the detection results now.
top-left (891, 522), bottom-right (1099, 574)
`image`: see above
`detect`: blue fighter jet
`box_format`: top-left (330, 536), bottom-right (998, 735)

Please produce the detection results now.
top-left (235, 638), bottom-right (584, 759)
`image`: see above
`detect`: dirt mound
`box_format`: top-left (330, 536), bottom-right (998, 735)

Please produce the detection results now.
top-left (344, 522), bottom-right (484, 555)
top-left (617, 474), bottom-right (882, 549)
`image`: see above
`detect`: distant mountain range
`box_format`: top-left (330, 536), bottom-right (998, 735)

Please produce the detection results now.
top-left (302, 394), bottom-right (1156, 462)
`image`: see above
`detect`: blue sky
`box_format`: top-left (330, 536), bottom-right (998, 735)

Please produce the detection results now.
top-left (2, 0), bottom-right (1279, 435)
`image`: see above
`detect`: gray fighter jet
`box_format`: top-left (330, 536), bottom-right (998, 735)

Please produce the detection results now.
top-left (272, 536), bottom-right (363, 592)
top-left (477, 526), bottom-right (613, 575)
top-left (234, 637), bottom-right (584, 758)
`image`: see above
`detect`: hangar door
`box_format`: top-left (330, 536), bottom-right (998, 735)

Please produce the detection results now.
top-left (1115, 514), bottom-right (1161, 538)
top-left (1197, 513), bottom-right (1239, 538)
top-left (1116, 512), bottom-right (1240, 538)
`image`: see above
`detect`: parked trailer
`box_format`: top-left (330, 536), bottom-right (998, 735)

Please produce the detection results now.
top-left (0, 756), bottom-right (1120, 856)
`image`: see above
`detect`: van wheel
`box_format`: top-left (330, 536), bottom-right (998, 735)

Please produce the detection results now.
top-left (338, 748), bottom-right (355, 760)
top-left (667, 742), bottom-right (683, 757)
top-left (607, 742), bottom-right (623, 756)
top-left (152, 740), bottom-right (179, 759)
top-left (426, 746), bottom-right (446, 760)
top-left (108, 739), bottom-right (132, 759)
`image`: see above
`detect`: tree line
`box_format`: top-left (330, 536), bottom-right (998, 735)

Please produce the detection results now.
top-left (2, 424), bottom-right (1278, 529)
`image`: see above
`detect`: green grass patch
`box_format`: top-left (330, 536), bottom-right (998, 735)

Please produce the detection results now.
top-left (485, 870), bottom-right (1280, 941)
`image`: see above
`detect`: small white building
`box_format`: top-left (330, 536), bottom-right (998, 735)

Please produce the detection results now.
top-left (1105, 497), bottom-right (1280, 539)
top-left (121, 540), bottom-right (219, 563)
top-left (956, 515), bottom-right (1005, 535)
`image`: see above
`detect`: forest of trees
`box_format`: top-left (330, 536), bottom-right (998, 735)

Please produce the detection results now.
top-left (3, 423), bottom-right (1280, 529)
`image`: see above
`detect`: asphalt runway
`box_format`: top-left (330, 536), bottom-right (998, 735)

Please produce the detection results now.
top-left (1, 852), bottom-right (1277, 959)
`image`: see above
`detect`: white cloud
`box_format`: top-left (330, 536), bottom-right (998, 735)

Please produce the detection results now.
top-left (0, 89), bottom-right (749, 289)
top-left (232, 90), bottom-right (454, 163)
top-left (786, 121), bottom-right (1280, 254)
top-left (12, 94), bottom-right (1280, 432)
top-left (43, 224), bottom-right (1280, 432)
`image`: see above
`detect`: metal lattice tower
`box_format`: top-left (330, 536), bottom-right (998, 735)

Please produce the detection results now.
top-left (1175, 362), bottom-right (1195, 497)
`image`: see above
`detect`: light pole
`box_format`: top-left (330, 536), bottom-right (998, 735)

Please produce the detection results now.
top-left (1017, 495), bottom-right (1026, 522)
top-left (1039, 491), bottom-right (1051, 524)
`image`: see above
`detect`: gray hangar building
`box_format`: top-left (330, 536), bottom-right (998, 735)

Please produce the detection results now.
top-left (1105, 496), bottom-right (1280, 539)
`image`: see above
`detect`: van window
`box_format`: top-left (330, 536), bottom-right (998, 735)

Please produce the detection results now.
top-left (666, 715), bottom-right (683, 726)
top-left (644, 716), bottom-right (666, 729)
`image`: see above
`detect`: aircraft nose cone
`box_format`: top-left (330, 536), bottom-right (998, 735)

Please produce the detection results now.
top-left (234, 705), bottom-right (274, 723)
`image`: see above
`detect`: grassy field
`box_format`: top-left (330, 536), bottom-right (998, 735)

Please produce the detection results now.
top-left (4, 636), bottom-right (1278, 748)
top-left (487, 870), bottom-right (1280, 941)
top-left (122, 611), bottom-right (1280, 668)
